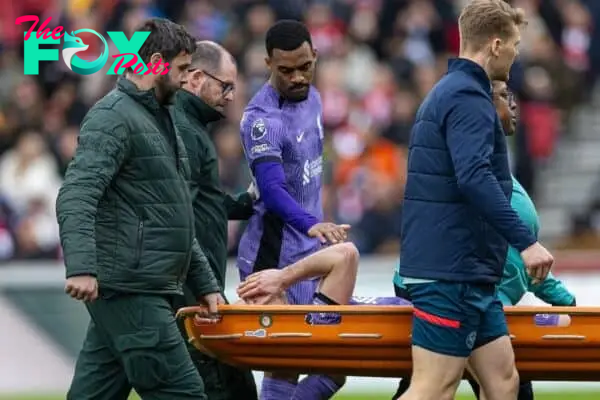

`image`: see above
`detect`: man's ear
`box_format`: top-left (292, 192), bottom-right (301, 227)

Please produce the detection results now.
top-left (312, 47), bottom-right (318, 61)
top-left (490, 38), bottom-right (502, 57)
top-left (190, 69), bottom-right (204, 88)
top-left (265, 56), bottom-right (272, 71)
top-left (150, 53), bottom-right (163, 67)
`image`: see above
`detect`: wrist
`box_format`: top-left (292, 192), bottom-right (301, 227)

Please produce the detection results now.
top-left (280, 268), bottom-right (295, 290)
top-left (299, 215), bottom-right (319, 235)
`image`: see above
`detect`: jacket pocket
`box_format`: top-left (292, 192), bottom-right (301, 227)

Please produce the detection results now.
top-left (135, 219), bottom-right (144, 268)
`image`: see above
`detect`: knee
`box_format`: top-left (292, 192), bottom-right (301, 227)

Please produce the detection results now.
top-left (336, 242), bottom-right (359, 269)
top-left (502, 366), bottom-right (520, 395)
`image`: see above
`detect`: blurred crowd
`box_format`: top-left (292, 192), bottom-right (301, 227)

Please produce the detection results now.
top-left (0, 0), bottom-right (598, 261)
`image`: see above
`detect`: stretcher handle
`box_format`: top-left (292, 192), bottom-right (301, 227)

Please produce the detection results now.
top-left (176, 305), bottom-right (221, 324)
top-left (541, 335), bottom-right (587, 341)
top-left (177, 305), bottom-right (208, 319)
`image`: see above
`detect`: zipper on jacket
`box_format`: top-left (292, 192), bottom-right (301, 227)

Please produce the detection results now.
top-left (177, 183), bottom-right (193, 286)
top-left (135, 220), bottom-right (144, 267)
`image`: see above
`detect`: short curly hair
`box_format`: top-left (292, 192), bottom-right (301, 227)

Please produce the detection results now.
top-left (265, 20), bottom-right (312, 57)
top-left (131, 18), bottom-right (196, 72)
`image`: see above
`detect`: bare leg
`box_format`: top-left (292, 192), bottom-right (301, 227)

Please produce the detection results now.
top-left (398, 345), bottom-right (466, 400)
top-left (468, 336), bottom-right (519, 400)
top-left (466, 361), bottom-right (485, 400)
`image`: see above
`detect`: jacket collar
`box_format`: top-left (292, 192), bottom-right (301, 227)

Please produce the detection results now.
top-left (175, 89), bottom-right (223, 125)
top-left (116, 76), bottom-right (163, 114)
top-left (447, 58), bottom-right (492, 95)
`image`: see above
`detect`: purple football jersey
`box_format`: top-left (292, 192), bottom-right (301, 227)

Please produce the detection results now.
top-left (237, 83), bottom-right (325, 275)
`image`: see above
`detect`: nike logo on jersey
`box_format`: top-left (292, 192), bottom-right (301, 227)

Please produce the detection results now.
top-left (296, 131), bottom-right (305, 142)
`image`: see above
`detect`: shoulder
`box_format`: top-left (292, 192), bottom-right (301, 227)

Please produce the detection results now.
top-left (310, 86), bottom-right (322, 107)
top-left (82, 105), bottom-right (127, 134)
top-left (82, 90), bottom-right (132, 132)
top-left (171, 107), bottom-right (194, 132)
top-left (241, 106), bottom-right (285, 137)
top-left (439, 78), bottom-right (494, 121)
top-left (439, 72), bottom-right (490, 99)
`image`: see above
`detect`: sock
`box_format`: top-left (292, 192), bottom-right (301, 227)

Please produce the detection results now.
top-left (517, 380), bottom-right (534, 400)
top-left (306, 293), bottom-right (341, 325)
top-left (393, 378), bottom-right (412, 399)
top-left (260, 377), bottom-right (296, 400)
top-left (292, 375), bottom-right (343, 400)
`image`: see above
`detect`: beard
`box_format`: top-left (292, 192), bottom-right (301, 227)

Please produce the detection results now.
top-left (155, 74), bottom-right (180, 104)
top-left (284, 84), bottom-right (310, 102)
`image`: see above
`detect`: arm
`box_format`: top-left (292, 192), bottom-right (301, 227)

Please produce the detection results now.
top-left (56, 109), bottom-right (129, 278)
top-left (254, 162), bottom-right (318, 233)
top-left (530, 272), bottom-right (576, 306)
top-left (445, 90), bottom-right (536, 252)
top-left (241, 117), bottom-right (318, 234)
top-left (185, 238), bottom-right (221, 297)
top-left (224, 191), bottom-right (254, 220)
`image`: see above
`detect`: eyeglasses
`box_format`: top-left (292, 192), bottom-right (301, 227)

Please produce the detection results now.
top-left (202, 70), bottom-right (235, 96)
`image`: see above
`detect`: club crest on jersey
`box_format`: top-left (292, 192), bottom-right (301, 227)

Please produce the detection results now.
top-left (251, 119), bottom-right (267, 140)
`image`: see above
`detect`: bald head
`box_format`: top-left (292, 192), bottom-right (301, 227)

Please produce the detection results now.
top-left (185, 40), bottom-right (238, 113)
top-left (191, 40), bottom-right (236, 73)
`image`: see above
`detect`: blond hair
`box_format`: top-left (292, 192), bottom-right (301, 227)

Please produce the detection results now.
top-left (459, 0), bottom-right (527, 52)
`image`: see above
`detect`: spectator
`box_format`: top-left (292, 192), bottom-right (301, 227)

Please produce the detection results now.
top-left (1, 0), bottom-right (598, 259)
top-left (0, 131), bottom-right (61, 258)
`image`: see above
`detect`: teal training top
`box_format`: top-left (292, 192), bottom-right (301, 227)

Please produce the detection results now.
top-left (394, 176), bottom-right (575, 306)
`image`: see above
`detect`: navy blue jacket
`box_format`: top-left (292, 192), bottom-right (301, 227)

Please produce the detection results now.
top-left (399, 58), bottom-right (536, 284)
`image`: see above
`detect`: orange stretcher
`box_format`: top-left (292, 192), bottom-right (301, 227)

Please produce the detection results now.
top-left (176, 305), bottom-right (600, 381)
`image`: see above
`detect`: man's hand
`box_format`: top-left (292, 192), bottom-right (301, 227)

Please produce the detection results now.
top-left (247, 181), bottom-right (260, 201)
top-left (194, 292), bottom-right (225, 324)
top-left (237, 269), bottom-right (285, 304)
top-left (65, 275), bottom-right (98, 302)
top-left (308, 222), bottom-right (351, 244)
top-left (521, 242), bottom-right (554, 284)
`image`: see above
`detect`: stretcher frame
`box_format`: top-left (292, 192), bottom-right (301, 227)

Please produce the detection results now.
top-left (177, 305), bottom-right (600, 381)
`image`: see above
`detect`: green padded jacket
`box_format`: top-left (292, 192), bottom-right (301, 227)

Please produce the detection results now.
top-left (56, 77), bottom-right (219, 297)
top-left (172, 89), bottom-right (253, 287)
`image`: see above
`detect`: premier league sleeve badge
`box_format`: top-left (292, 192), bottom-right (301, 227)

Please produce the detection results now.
top-left (251, 118), bottom-right (267, 140)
